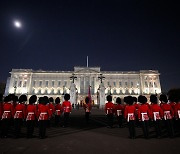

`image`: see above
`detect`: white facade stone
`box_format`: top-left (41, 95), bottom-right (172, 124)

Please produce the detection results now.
top-left (5, 67), bottom-right (161, 105)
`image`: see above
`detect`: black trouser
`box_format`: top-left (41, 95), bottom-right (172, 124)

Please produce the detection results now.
top-left (141, 120), bottom-right (149, 138)
top-left (85, 112), bottom-right (90, 123)
top-left (117, 115), bottom-right (123, 127)
top-left (14, 118), bottom-right (23, 138)
top-left (1, 119), bottom-right (11, 137)
top-left (165, 119), bottom-right (174, 137)
top-left (154, 120), bottom-right (162, 137)
top-left (55, 115), bottom-right (61, 126)
top-left (26, 120), bottom-right (35, 138)
top-left (128, 120), bottom-right (136, 138)
top-left (107, 114), bottom-right (113, 127)
top-left (39, 120), bottom-right (47, 138)
top-left (63, 112), bottom-right (70, 127)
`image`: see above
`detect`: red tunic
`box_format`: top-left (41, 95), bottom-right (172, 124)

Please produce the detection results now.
top-left (48, 103), bottom-right (55, 115)
top-left (114, 104), bottom-right (124, 116)
top-left (83, 103), bottom-right (92, 113)
top-left (124, 105), bottom-right (136, 121)
top-left (55, 104), bottom-right (62, 115)
top-left (105, 102), bottom-right (114, 114)
top-left (62, 101), bottom-right (72, 113)
top-left (169, 102), bottom-right (176, 111)
top-left (174, 103), bottom-right (180, 119)
top-left (14, 103), bottom-right (26, 119)
top-left (37, 104), bottom-right (51, 120)
top-left (138, 104), bottom-right (151, 121)
top-left (150, 104), bottom-right (163, 120)
top-left (25, 104), bottom-right (37, 120)
top-left (161, 103), bottom-right (174, 119)
top-left (2, 102), bottom-right (14, 119)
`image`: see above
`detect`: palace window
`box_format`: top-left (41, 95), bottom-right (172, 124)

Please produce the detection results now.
top-left (125, 82), bottom-right (128, 87)
top-left (113, 82), bottom-right (116, 86)
top-left (145, 82), bottom-right (148, 87)
top-left (119, 82), bottom-right (122, 87)
top-left (131, 82), bottom-right (133, 87)
top-left (58, 81), bottom-right (61, 86)
top-left (154, 82), bottom-right (157, 88)
top-left (45, 81), bottom-right (49, 87)
top-left (39, 81), bottom-right (42, 86)
top-left (13, 80), bottom-right (17, 87)
top-left (23, 81), bottom-right (27, 87)
top-left (18, 81), bottom-right (22, 87)
top-left (52, 81), bottom-right (55, 87)
top-left (33, 81), bottom-right (36, 87)
top-left (44, 89), bottom-right (48, 94)
top-left (64, 81), bottom-right (67, 86)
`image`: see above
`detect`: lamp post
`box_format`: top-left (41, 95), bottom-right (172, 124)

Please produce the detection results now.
top-left (98, 73), bottom-right (105, 83)
top-left (70, 73), bottom-right (77, 83)
top-left (14, 86), bottom-right (16, 94)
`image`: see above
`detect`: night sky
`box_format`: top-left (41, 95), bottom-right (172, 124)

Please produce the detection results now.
top-left (0, 0), bottom-right (180, 92)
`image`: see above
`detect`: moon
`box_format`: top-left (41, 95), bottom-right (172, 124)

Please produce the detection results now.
top-left (14, 20), bottom-right (22, 28)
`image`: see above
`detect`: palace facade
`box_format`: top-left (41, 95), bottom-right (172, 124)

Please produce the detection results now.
top-left (4, 67), bottom-right (161, 104)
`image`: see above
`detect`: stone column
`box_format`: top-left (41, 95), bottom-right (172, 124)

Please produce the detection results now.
top-left (70, 83), bottom-right (77, 105)
top-left (99, 83), bottom-right (105, 109)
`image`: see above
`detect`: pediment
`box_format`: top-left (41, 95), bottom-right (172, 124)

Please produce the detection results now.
top-left (74, 67), bottom-right (100, 74)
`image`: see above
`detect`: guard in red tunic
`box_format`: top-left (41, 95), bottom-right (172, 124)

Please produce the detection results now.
top-left (1, 96), bottom-right (14, 138)
top-left (14, 94), bottom-right (27, 138)
top-left (124, 96), bottom-right (136, 139)
top-left (25, 95), bottom-right (37, 138)
top-left (37, 97), bottom-right (51, 139)
top-left (48, 97), bottom-right (55, 127)
top-left (138, 95), bottom-right (151, 139)
top-left (160, 94), bottom-right (174, 138)
top-left (105, 95), bottom-right (114, 128)
top-left (150, 94), bottom-right (163, 138)
top-left (62, 94), bottom-right (72, 127)
top-left (114, 97), bottom-right (124, 128)
top-left (133, 96), bottom-right (140, 127)
top-left (83, 96), bottom-right (92, 124)
top-left (54, 97), bottom-right (62, 126)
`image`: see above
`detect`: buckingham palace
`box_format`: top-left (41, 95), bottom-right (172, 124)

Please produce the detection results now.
top-left (4, 66), bottom-right (161, 105)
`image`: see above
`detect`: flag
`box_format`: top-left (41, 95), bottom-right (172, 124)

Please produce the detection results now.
top-left (88, 85), bottom-right (92, 104)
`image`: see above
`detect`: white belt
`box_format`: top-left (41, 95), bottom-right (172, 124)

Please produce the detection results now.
top-left (117, 110), bottom-right (122, 116)
top-left (40, 112), bottom-right (47, 114)
top-left (28, 112), bottom-right (34, 114)
top-left (56, 110), bottom-right (60, 111)
top-left (4, 111), bottom-right (10, 113)
top-left (153, 112), bottom-right (160, 121)
top-left (164, 111), bottom-right (171, 120)
top-left (178, 110), bottom-right (180, 119)
top-left (141, 112), bottom-right (148, 121)
top-left (127, 113), bottom-right (134, 122)
top-left (16, 111), bottom-right (22, 113)
top-left (50, 109), bottom-right (52, 111)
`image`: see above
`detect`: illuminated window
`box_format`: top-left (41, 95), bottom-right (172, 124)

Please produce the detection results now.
top-left (113, 82), bottom-right (116, 86)
top-left (145, 82), bottom-right (148, 87)
top-left (33, 81), bottom-right (36, 87)
top-left (52, 81), bottom-right (55, 87)
top-left (18, 81), bottom-right (22, 87)
top-left (45, 81), bottom-right (49, 87)
top-left (125, 82), bottom-right (128, 86)
top-left (23, 81), bottom-right (27, 87)
top-left (154, 82), bottom-right (157, 88)
top-left (119, 82), bottom-right (122, 86)
top-left (131, 82), bottom-right (133, 87)
top-left (58, 81), bottom-right (61, 86)
top-left (64, 81), bottom-right (67, 86)
top-left (44, 89), bottom-right (48, 94)
top-left (13, 80), bottom-right (17, 87)
top-left (39, 81), bottom-right (42, 86)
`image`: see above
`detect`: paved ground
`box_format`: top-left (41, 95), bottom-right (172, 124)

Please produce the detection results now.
top-left (0, 108), bottom-right (180, 154)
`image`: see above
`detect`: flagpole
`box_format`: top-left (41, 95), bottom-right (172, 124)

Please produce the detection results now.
top-left (87, 56), bottom-right (88, 67)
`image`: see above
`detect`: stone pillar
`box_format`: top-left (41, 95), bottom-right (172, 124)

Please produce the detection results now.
top-left (99, 83), bottom-right (105, 109)
top-left (70, 83), bottom-right (77, 105)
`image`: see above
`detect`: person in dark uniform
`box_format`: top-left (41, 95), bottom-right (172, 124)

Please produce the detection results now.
top-left (114, 97), bottom-right (124, 128)
top-left (25, 95), bottom-right (37, 138)
top-left (124, 96), bottom-right (136, 139)
top-left (37, 97), bottom-right (51, 139)
top-left (83, 96), bottom-right (92, 124)
top-left (138, 95), bottom-right (151, 139)
top-left (62, 94), bottom-right (72, 127)
top-left (105, 95), bottom-right (114, 128)
top-left (14, 94), bottom-right (27, 138)
top-left (150, 94), bottom-right (163, 138)
top-left (54, 97), bottom-right (62, 126)
top-left (1, 96), bottom-right (14, 138)
top-left (160, 94), bottom-right (174, 138)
